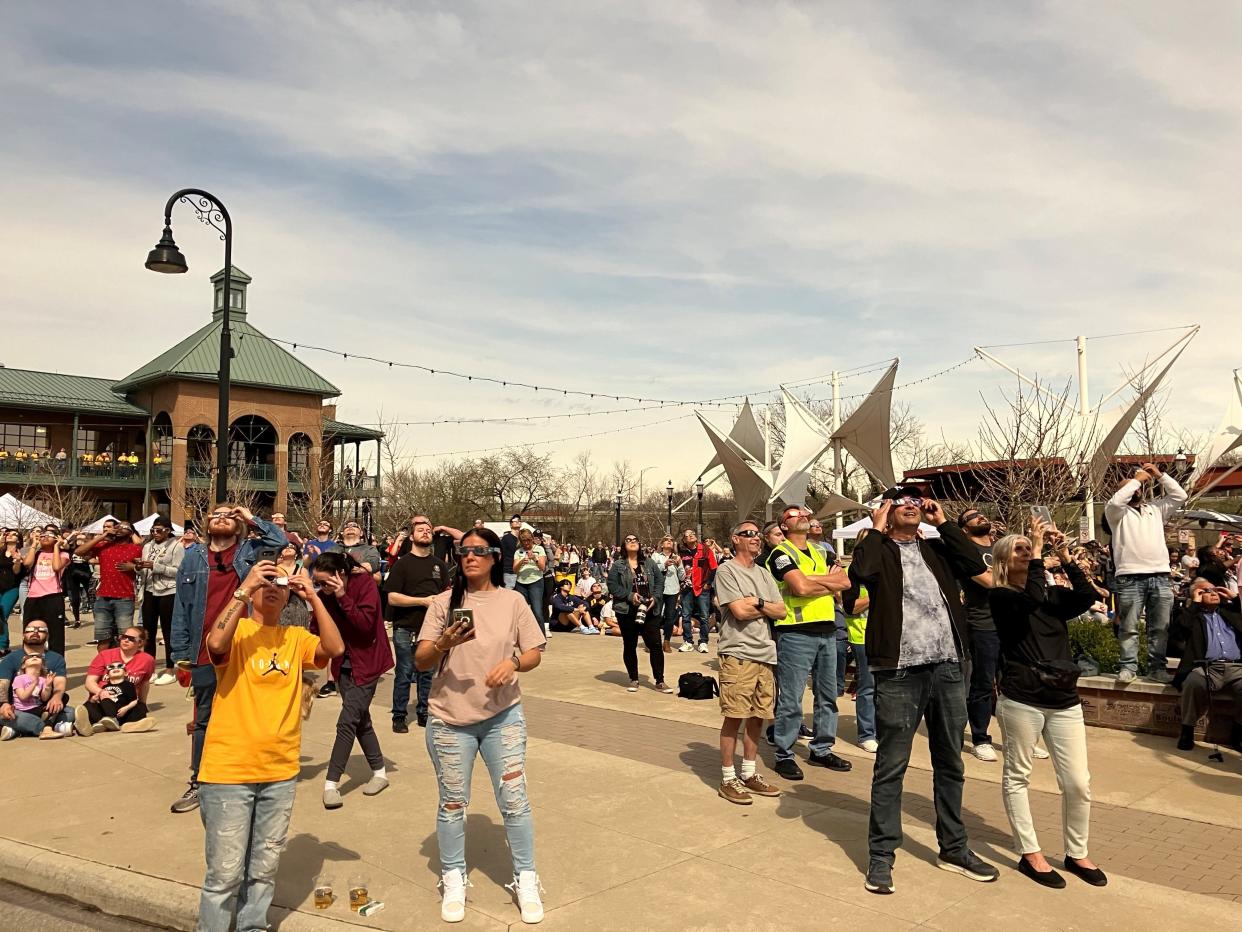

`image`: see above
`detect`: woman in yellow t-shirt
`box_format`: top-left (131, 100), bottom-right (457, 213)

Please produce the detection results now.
top-left (195, 560), bottom-right (344, 931)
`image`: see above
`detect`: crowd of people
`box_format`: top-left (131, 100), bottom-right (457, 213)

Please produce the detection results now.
top-left (0, 459), bottom-right (1240, 926)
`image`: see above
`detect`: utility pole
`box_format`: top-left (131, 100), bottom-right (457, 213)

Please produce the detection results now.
top-left (1077, 335), bottom-right (1094, 540)
top-left (831, 370), bottom-right (844, 533)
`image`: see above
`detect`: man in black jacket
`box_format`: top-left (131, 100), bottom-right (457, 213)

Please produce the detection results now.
top-left (846, 486), bottom-right (997, 895)
top-left (1171, 578), bottom-right (1242, 753)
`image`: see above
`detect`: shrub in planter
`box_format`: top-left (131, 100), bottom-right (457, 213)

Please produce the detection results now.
top-left (1068, 617), bottom-right (1147, 676)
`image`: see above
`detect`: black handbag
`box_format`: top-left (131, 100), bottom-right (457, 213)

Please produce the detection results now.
top-left (1030, 658), bottom-right (1082, 691)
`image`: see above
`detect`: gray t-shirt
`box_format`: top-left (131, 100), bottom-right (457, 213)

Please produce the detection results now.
top-left (714, 559), bottom-right (780, 665)
top-left (345, 543), bottom-right (382, 574)
top-left (895, 539), bottom-right (959, 668)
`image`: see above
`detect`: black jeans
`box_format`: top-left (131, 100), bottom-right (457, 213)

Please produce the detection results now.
top-left (23, 594), bottom-right (66, 656)
top-left (966, 627), bottom-right (1000, 744)
top-left (658, 593), bottom-right (680, 641)
top-left (190, 663), bottom-right (217, 784)
top-left (65, 566), bottom-right (92, 622)
top-left (328, 668), bottom-right (385, 782)
top-left (619, 613), bottom-right (664, 683)
top-left (869, 661), bottom-right (969, 867)
top-left (141, 592), bottom-right (176, 669)
top-left (88, 698), bottom-right (148, 724)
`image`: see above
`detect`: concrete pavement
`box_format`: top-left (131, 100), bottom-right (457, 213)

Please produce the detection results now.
top-left (1, 622), bottom-right (1238, 929)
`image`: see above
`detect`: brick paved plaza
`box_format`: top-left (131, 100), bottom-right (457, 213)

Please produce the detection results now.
top-left (2, 625), bottom-right (1239, 929)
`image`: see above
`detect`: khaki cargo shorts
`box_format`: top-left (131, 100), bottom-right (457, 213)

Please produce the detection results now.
top-left (718, 655), bottom-right (775, 719)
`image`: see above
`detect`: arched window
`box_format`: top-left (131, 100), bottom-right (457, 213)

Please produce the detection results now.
top-left (187, 425), bottom-right (215, 464)
top-left (289, 432), bottom-right (312, 475)
top-left (152, 413), bottom-right (173, 462)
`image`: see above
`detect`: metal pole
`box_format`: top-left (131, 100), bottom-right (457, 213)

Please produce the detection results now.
top-left (614, 493), bottom-right (622, 549)
top-left (763, 407), bottom-right (773, 521)
top-left (217, 243), bottom-right (233, 505)
top-left (696, 487), bottom-right (704, 539)
top-left (1077, 335), bottom-right (1095, 539)
top-left (354, 442), bottom-right (361, 520)
top-left (666, 485), bottom-right (673, 535)
top-left (143, 414), bottom-right (153, 514)
top-left (831, 370), bottom-right (844, 533)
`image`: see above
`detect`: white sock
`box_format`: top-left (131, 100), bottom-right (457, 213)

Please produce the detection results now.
top-left (739, 759), bottom-right (757, 781)
top-left (722, 764), bottom-right (737, 783)
top-left (324, 780), bottom-right (338, 791)
top-left (372, 767), bottom-right (387, 780)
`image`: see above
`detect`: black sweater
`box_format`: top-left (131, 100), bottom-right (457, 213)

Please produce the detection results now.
top-left (845, 522), bottom-right (986, 669)
top-left (989, 560), bottom-right (1096, 710)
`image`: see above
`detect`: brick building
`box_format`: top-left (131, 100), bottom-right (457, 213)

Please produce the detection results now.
top-left (0, 267), bottom-right (381, 526)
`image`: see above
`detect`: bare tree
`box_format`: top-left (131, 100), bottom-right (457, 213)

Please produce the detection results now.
top-left (18, 465), bottom-right (97, 529)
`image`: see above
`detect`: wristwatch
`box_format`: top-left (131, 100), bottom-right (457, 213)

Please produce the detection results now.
top-left (232, 587), bottom-right (250, 603)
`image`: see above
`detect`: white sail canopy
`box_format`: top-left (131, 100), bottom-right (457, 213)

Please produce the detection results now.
top-left (832, 361), bottom-right (898, 489)
top-left (696, 413), bottom-right (776, 519)
top-left (769, 389), bottom-right (835, 505)
top-left (1188, 370), bottom-right (1242, 496)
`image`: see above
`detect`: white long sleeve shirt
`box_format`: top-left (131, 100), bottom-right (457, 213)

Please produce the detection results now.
top-left (1103, 474), bottom-right (1187, 575)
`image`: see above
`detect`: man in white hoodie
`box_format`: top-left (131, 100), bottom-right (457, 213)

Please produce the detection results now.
top-left (1103, 461), bottom-right (1187, 684)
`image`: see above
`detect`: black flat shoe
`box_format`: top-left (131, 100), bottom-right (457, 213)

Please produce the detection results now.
top-left (808, 751), bottom-right (853, 772)
top-left (773, 758), bottom-right (804, 781)
top-left (1064, 857), bottom-right (1108, 887)
top-left (1018, 857), bottom-right (1066, 889)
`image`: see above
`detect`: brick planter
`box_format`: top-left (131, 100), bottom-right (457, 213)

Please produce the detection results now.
top-left (1078, 675), bottom-right (1233, 743)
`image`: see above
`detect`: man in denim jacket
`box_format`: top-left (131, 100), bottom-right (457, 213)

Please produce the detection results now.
top-left (168, 503), bottom-right (286, 813)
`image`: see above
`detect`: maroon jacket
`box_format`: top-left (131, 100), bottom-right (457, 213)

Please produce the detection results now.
top-left (317, 571), bottom-right (394, 687)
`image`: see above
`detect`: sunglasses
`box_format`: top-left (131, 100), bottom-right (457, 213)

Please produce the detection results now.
top-left (119, 634), bottom-right (140, 642)
top-left (209, 511), bottom-right (232, 519)
top-left (456, 545), bottom-right (499, 557)
top-left (735, 529), bottom-right (761, 539)
top-left (889, 496), bottom-right (924, 507)
top-left (624, 536), bottom-right (638, 543)
top-left (24, 627), bottom-right (49, 634)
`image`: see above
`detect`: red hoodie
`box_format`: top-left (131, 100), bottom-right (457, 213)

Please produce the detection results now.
top-left (679, 544), bottom-right (718, 596)
top-left (317, 571), bottom-right (394, 687)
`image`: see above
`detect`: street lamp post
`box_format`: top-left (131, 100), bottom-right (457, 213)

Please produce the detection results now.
top-left (695, 478), bottom-right (705, 539)
top-left (666, 480), bottom-right (674, 535)
top-left (614, 489), bottom-right (623, 550)
top-left (145, 189), bottom-right (233, 504)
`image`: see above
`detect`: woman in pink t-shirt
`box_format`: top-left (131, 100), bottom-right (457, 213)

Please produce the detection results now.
top-left (416, 527), bottom-right (546, 925)
top-left (22, 527), bottom-right (67, 655)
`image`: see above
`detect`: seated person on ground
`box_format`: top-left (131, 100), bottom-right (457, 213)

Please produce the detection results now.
top-left (551, 579), bottom-right (596, 633)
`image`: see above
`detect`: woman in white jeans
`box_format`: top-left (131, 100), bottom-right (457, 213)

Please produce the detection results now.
top-left (989, 518), bottom-right (1108, 889)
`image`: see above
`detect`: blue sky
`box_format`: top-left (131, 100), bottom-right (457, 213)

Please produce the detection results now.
top-left (2, 1), bottom-right (1239, 483)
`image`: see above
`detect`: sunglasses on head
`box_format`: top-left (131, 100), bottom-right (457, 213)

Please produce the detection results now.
top-left (456, 545), bottom-right (499, 557)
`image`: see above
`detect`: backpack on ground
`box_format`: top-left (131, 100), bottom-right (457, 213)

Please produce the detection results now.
top-left (677, 672), bottom-right (719, 700)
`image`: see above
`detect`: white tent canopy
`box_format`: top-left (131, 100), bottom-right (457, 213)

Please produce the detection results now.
top-left (134, 513), bottom-right (184, 536)
top-left (832, 514), bottom-right (940, 540)
top-left (0, 493), bottom-right (59, 529)
top-left (1188, 370), bottom-right (1242, 497)
top-left (83, 514), bottom-right (122, 534)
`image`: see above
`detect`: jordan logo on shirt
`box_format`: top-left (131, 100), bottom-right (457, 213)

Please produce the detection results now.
top-left (254, 652), bottom-right (290, 676)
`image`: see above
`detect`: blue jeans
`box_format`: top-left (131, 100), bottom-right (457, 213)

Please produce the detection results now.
top-left (93, 596), bottom-right (134, 644)
top-left (966, 627), bottom-right (1000, 744)
top-left (0, 586), bottom-right (19, 650)
top-left (190, 664), bottom-right (218, 783)
top-left (773, 629), bottom-right (839, 760)
top-left (869, 661), bottom-right (968, 866)
top-left (851, 641), bottom-right (876, 743)
top-left (426, 703), bottom-right (535, 875)
top-left (8, 704), bottom-right (74, 737)
top-left (680, 589), bottom-right (711, 645)
top-left (658, 593), bottom-right (681, 641)
top-left (1114, 573), bottom-right (1174, 674)
top-left (835, 636), bottom-right (849, 696)
top-left (516, 579), bottom-right (544, 624)
top-left (392, 627), bottom-right (432, 721)
top-left (197, 778), bottom-right (296, 932)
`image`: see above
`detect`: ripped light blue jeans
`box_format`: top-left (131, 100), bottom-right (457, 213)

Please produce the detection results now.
top-left (426, 703), bottom-right (535, 874)
top-left (197, 778), bottom-right (296, 932)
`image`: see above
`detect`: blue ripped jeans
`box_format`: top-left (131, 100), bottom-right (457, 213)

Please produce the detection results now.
top-left (426, 703), bottom-right (535, 875)
top-left (197, 778), bottom-right (296, 932)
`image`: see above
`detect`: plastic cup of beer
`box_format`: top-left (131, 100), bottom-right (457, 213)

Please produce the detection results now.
top-left (313, 876), bottom-right (334, 909)
top-left (348, 874), bottom-right (369, 912)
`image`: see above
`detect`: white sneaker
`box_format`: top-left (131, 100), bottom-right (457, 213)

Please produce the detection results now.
top-left (677, 643), bottom-right (694, 652)
top-left (0, 726), bottom-right (15, 741)
top-left (697, 643), bottom-right (709, 654)
top-left (152, 671), bottom-right (177, 686)
top-left (1032, 744), bottom-right (1050, 760)
top-left (972, 743), bottom-right (998, 762)
top-left (859, 739), bottom-right (879, 754)
top-left (439, 868), bottom-right (469, 923)
top-left (507, 870), bottom-right (545, 924)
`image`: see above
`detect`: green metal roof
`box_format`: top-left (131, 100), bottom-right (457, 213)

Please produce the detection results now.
top-left (113, 318), bottom-right (340, 397)
top-left (324, 418), bottom-right (384, 442)
top-left (0, 367), bottom-right (149, 418)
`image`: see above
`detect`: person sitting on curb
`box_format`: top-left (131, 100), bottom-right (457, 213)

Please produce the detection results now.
top-left (76, 626), bottom-right (157, 736)
top-left (551, 579), bottom-right (596, 633)
top-left (1171, 577), bottom-right (1242, 754)
top-left (0, 621), bottom-right (73, 739)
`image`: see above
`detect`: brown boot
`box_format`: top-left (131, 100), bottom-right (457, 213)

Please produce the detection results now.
top-left (663, 640), bottom-right (672, 653)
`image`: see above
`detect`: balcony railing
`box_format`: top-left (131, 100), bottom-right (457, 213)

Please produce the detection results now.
top-left (0, 459), bottom-right (172, 486)
top-left (188, 462), bottom-right (277, 484)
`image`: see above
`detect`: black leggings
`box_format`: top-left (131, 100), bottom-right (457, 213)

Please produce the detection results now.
top-left (327, 668), bottom-right (384, 782)
top-left (141, 592), bottom-right (176, 668)
top-left (620, 613), bottom-right (664, 683)
top-left (65, 568), bottom-right (93, 622)
top-left (88, 699), bottom-right (148, 724)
